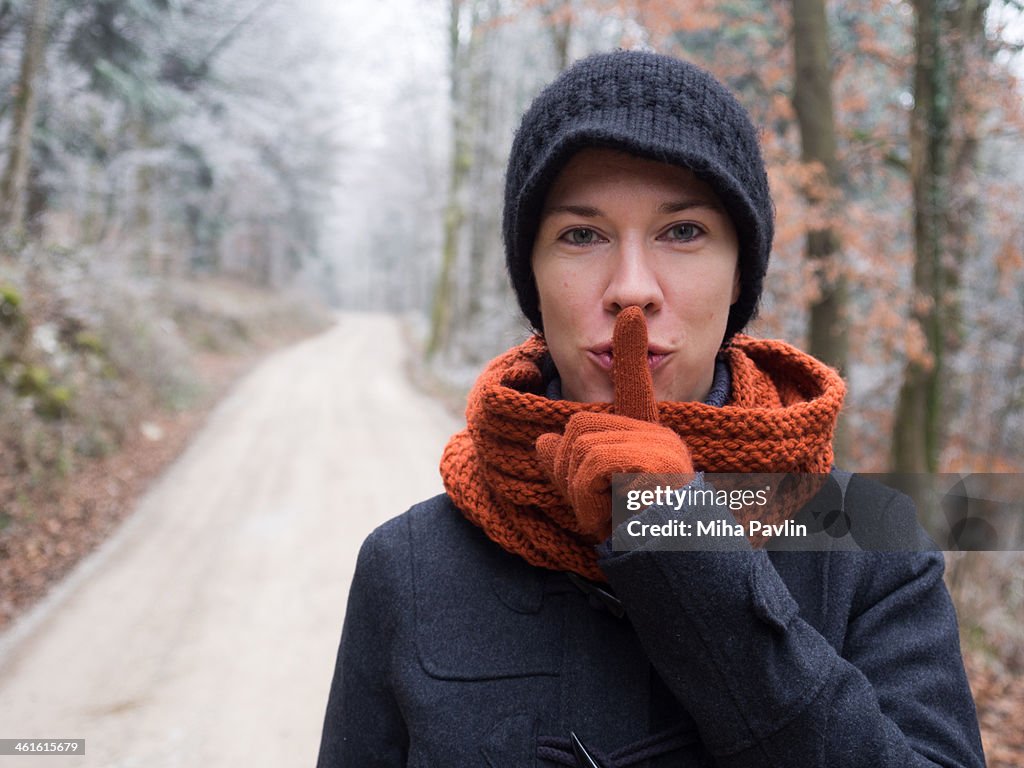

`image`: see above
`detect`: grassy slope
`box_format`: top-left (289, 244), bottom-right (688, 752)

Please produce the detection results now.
top-left (0, 258), bottom-right (333, 629)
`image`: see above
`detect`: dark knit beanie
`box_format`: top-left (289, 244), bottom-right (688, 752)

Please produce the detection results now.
top-left (503, 50), bottom-right (774, 341)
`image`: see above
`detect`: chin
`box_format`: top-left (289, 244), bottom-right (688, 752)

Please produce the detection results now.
top-left (652, 380), bottom-right (692, 404)
top-left (565, 380), bottom-right (612, 404)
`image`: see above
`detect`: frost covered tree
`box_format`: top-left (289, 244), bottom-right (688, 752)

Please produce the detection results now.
top-left (0, 0), bottom-right (345, 291)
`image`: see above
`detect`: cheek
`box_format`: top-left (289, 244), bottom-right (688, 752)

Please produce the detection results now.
top-left (685, 272), bottom-right (737, 310)
top-left (538, 285), bottom-right (578, 338)
top-left (535, 263), bottom-right (585, 319)
top-left (532, 258), bottom-right (554, 315)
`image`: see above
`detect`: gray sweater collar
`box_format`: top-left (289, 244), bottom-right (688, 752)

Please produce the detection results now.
top-left (543, 354), bottom-right (731, 407)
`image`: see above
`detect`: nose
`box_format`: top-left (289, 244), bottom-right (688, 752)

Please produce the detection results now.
top-left (602, 237), bottom-right (663, 316)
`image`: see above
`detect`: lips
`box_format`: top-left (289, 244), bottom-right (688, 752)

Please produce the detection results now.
top-left (586, 344), bottom-right (671, 371)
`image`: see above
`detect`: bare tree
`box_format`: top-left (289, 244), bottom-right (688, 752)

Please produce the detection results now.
top-left (0, 0), bottom-right (50, 234)
top-left (541, 0), bottom-right (573, 71)
top-left (428, 0), bottom-right (480, 358)
top-left (791, 0), bottom-right (848, 459)
top-left (891, 0), bottom-right (990, 473)
top-left (892, 0), bottom-right (949, 473)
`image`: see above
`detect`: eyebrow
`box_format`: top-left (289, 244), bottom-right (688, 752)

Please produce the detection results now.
top-left (542, 199), bottom-right (724, 218)
top-left (543, 204), bottom-right (602, 217)
top-left (657, 199), bottom-right (724, 214)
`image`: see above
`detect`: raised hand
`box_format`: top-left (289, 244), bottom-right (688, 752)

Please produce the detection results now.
top-left (536, 308), bottom-right (694, 540)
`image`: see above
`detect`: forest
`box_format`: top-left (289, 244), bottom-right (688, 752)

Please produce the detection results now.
top-left (1, 0), bottom-right (1022, 763)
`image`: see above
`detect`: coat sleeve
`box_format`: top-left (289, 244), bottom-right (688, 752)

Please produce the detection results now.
top-left (598, 490), bottom-right (985, 768)
top-left (317, 529), bottom-right (408, 767)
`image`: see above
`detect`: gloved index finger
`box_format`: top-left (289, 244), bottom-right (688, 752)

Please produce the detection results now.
top-left (612, 306), bottom-right (659, 423)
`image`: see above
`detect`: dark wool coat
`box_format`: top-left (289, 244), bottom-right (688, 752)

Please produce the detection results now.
top-left (316, 475), bottom-right (985, 767)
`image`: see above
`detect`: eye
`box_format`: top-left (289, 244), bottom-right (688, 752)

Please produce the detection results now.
top-left (663, 223), bottom-right (703, 242)
top-left (561, 227), bottom-right (600, 245)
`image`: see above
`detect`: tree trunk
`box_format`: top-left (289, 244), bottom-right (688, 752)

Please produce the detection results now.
top-left (0, 0), bottom-right (50, 234)
top-left (543, 0), bottom-right (572, 71)
top-left (790, 0), bottom-right (849, 460)
top-left (134, 122), bottom-right (156, 274)
top-left (428, 0), bottom-right (475, 359)
top-left (891, 0), bottom-right (951, 473)
top-left (942, 0), bottom-right (988, 364)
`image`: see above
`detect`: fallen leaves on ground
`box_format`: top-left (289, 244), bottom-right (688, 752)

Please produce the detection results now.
top-left (965, 650), bottom-right (1024, 768)
top-left (0, 351), bottom-right (251, 630)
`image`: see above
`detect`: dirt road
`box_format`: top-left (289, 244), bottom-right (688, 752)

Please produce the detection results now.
top-left (0, 313), bottom-right (460, 767)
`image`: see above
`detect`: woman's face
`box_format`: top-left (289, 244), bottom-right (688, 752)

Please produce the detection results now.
top-left (531, 148), bottom-right (740, 405)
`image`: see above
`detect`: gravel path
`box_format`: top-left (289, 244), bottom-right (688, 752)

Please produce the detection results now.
top-left (0, 312), bottom-right (458, 767)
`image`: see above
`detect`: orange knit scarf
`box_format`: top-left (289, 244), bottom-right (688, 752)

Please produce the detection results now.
top-left (440, 334), bottom-right (846, 581)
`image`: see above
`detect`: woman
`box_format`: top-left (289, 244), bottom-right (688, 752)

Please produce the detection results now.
top-left (317, 50), bottom-right (984, 767)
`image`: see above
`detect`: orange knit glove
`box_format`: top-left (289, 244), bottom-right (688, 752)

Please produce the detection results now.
top-left (536, 306), bottom-right (694, 540)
